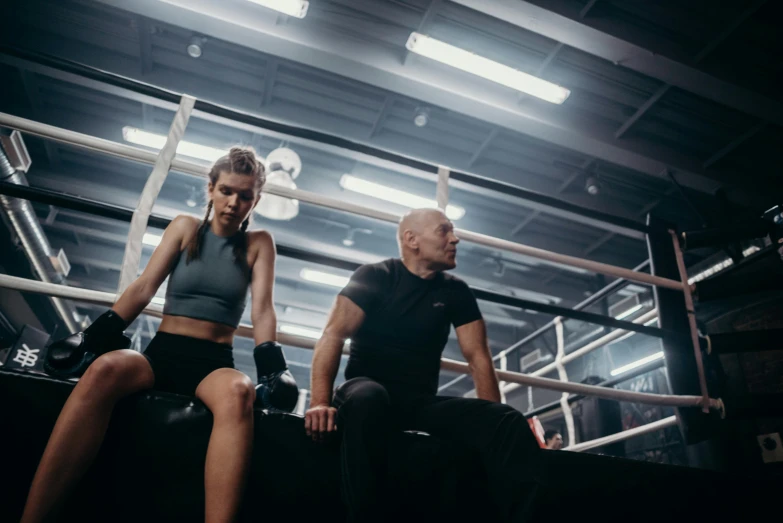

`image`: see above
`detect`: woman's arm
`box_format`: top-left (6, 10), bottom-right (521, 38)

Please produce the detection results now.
top-left (249, 230), bottom-right (277, 344)
top-left (112, 215), bottom-right (195, 323)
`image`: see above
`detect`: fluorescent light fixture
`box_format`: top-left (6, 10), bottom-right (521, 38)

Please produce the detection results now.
top-left (340, 175), bottom-right (466, 220)
top-left (300, 268), bottom-right (350, 288)
top-left (610, 352), bottom-right (664, 377)
top-left (405, 32), bottom-right (570, 104)
top-left (644, 317), bottom-right (659, 327)
top-left (246, 0), bottom-right (309, 18)
top-left (614, 303), bottom-right (643, 320)
top-left (151, 296), bottom-right (166, 306)
top-left (279, 324), bottom-right (322, 340)
top-left (142, 233), bottom-right (162, 247)
top-left (688, 245), bottom-right (763, 284)
top-left (122, 127), bottom-right (227, 162)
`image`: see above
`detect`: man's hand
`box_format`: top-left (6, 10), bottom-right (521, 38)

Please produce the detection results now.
top-left (305, 404), bottom-right (338, 441)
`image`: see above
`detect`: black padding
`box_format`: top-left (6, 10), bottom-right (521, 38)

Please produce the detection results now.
top-left (0, 369), bottom-right (490, 523)
top-left (0, 369), bottom-right (776, 523)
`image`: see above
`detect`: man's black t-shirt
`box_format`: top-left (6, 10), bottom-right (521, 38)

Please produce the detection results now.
top-left (339, 258), bottom-right (483, 395)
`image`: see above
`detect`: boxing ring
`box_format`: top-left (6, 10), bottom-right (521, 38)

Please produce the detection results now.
top-left (0, 51), bottom-right (729, 456)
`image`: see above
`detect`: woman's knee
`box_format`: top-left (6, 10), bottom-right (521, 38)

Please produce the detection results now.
top-left (79, 350), bottom-right (153, 395)
top-left (203, 372), bottom-right (256, 421)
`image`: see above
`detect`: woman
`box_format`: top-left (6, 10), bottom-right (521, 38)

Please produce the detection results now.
top-left (21, 147), bottom-right (276, 523)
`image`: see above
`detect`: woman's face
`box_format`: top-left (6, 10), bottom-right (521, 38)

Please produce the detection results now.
top-left (208, 171), bottom-right (260, 229)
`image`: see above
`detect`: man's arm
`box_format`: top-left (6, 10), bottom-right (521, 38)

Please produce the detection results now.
top-left (455, 319), bottom-right (501, 402)
top-left (306, 296), bottom-right (366, 440)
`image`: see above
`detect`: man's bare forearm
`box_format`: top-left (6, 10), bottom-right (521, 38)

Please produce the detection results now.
top-left (471, 356), bottom-right (502, 402)
top-left (309, 334), bottom-right (344, 406)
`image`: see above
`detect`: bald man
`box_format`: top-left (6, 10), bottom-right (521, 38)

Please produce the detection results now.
top-left (305, 209), bottom-right (541, 523)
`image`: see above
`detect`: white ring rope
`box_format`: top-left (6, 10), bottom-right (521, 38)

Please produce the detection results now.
top-left (555, 319), bottom-right (576, 447)
top-left (565, 415), bottom-right (678, 453)
top-left (669, 230), bottom-right (711, 413)
top-left (503, 309), bottom-right (658, 395)
top-left (0, 112), bottom-right (682, 290)
top-left (0, 274), bottom-right (722, 411)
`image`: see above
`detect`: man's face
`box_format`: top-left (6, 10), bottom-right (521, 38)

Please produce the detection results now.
top-left (415, 215), bottom-right (460, 271)
top-left (547, 433), bottom-right (563, 450)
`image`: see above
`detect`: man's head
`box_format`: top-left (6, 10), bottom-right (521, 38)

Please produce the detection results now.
top-left (397, 208), bottom-right (459, 271)
top-left (544, 430), bottom-right (563, 450)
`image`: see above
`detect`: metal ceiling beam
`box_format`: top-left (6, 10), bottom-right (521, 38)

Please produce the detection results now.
top-left (368, 95), bottom-right (393, 138)
top-left (451, 0), bottom-right (782, 127)
top-left (614, 0), bottom-right (768, 139)
top-left (18, 70), bottom-right (62, 168)
top-left (87, 0), bottom-right (754, 202)
top-left (579, 0), bottom-right (599, 18)
top-left (402, 0), bottom-right (442, 66)
top-left (510, 159), bottom-right (594, 236)
top-left (703, 123), bottom-right (766, 169)
top-left (0, 52), bottom-right (653, 239)
top-left (261, 57), bottom-right (277, 107)
top-left (137, 17), bottom-right (154, 76)
top-left (583, 186), bottom-right (678, 256)
top-left (466, 128), bottom-right (498, 167)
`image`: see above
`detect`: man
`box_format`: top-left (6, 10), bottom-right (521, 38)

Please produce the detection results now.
top-left (544, 430), bottom-right (563, 450)
top-left (305, 208), bottom-right (541, 522)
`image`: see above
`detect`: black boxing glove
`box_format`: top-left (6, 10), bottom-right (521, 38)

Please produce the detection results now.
top-left (253, 341), bottom-right (299, 413)
top-left (44, 310), bottom-right (131, 378)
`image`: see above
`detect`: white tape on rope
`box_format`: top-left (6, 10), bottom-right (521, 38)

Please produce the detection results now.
top-left (555, 319), bottom-right (576, 447)
top-left (436, 165), bottom-right (449, 211)
top-left (116, 95), bottom-right (196, 296)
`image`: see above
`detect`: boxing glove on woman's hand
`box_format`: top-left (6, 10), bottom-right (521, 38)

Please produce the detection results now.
top-left (253, 341), bottom-right (299, 413)
top-left (44, 310), bottom-right (131, 378)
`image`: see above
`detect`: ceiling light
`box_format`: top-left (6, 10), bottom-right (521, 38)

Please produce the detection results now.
top-left (413, 107), bottom-right (430, 127)
top-left (585, 176), bottom-right (600, 196)
top-left (688, 245), bottom-right (762, 284)
top-left (142, 233), bottom-right (162, 247)
top-left (265, 147), bottom-right (302, 179)
top-left (300, 268), bottom-right (350, 288)
top-left (151, 296), bottom-right (166, 306)
top-left (187, 36), bottom-right (206, 58)
top-left (610, 352), bottom-right (664, 377)
top-left (257, 170), bottom-right (299, 220)
top-left (339, 174), bottom-right (465, 220)
top-left (186, 186), bottom-right (199, 208)
top-left (247, 0), bottom-right (309, 18)
top-left (279, 324), bottom-right (322, 340)
top-left (405, 32), bottom-right (570, 104)
top-left (122, 127), bottom-right (227, 162)
top-left (614, 303), bottom-right (643, 321)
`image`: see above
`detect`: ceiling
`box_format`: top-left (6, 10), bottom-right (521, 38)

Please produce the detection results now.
top-left (0, 0), bottom-right (779, 397)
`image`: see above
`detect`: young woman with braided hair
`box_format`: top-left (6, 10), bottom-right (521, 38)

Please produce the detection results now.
top-left (22, 147), bottom-right (291, 523)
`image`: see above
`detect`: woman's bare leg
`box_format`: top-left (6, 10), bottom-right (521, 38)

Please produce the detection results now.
top-left (195, 368), bottom-right (256, 523)
top-left (20, 350), bottom-right (154, 523)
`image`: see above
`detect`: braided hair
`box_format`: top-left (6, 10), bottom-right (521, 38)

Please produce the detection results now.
top-left (186, 146), bottom-right (265, 264)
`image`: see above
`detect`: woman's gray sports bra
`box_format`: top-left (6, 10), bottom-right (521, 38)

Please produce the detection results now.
top-left (163, 227), bottom-right (250, 328)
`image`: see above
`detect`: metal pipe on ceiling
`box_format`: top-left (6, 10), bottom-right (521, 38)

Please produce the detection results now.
top-left (0, 144), bottom-right (79, 334)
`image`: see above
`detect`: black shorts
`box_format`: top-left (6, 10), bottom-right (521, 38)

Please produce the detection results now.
top-left (142, 332), bottom-right (234, 396)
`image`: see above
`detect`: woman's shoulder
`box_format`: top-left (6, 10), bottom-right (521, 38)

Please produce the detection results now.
top-left (247, 229), bottom-right (275, 252)
top-left (168, 214), bottom-right (202, 246)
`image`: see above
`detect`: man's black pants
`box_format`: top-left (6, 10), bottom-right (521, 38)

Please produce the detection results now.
top-left (332, 377), bottom-right (542, 523)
